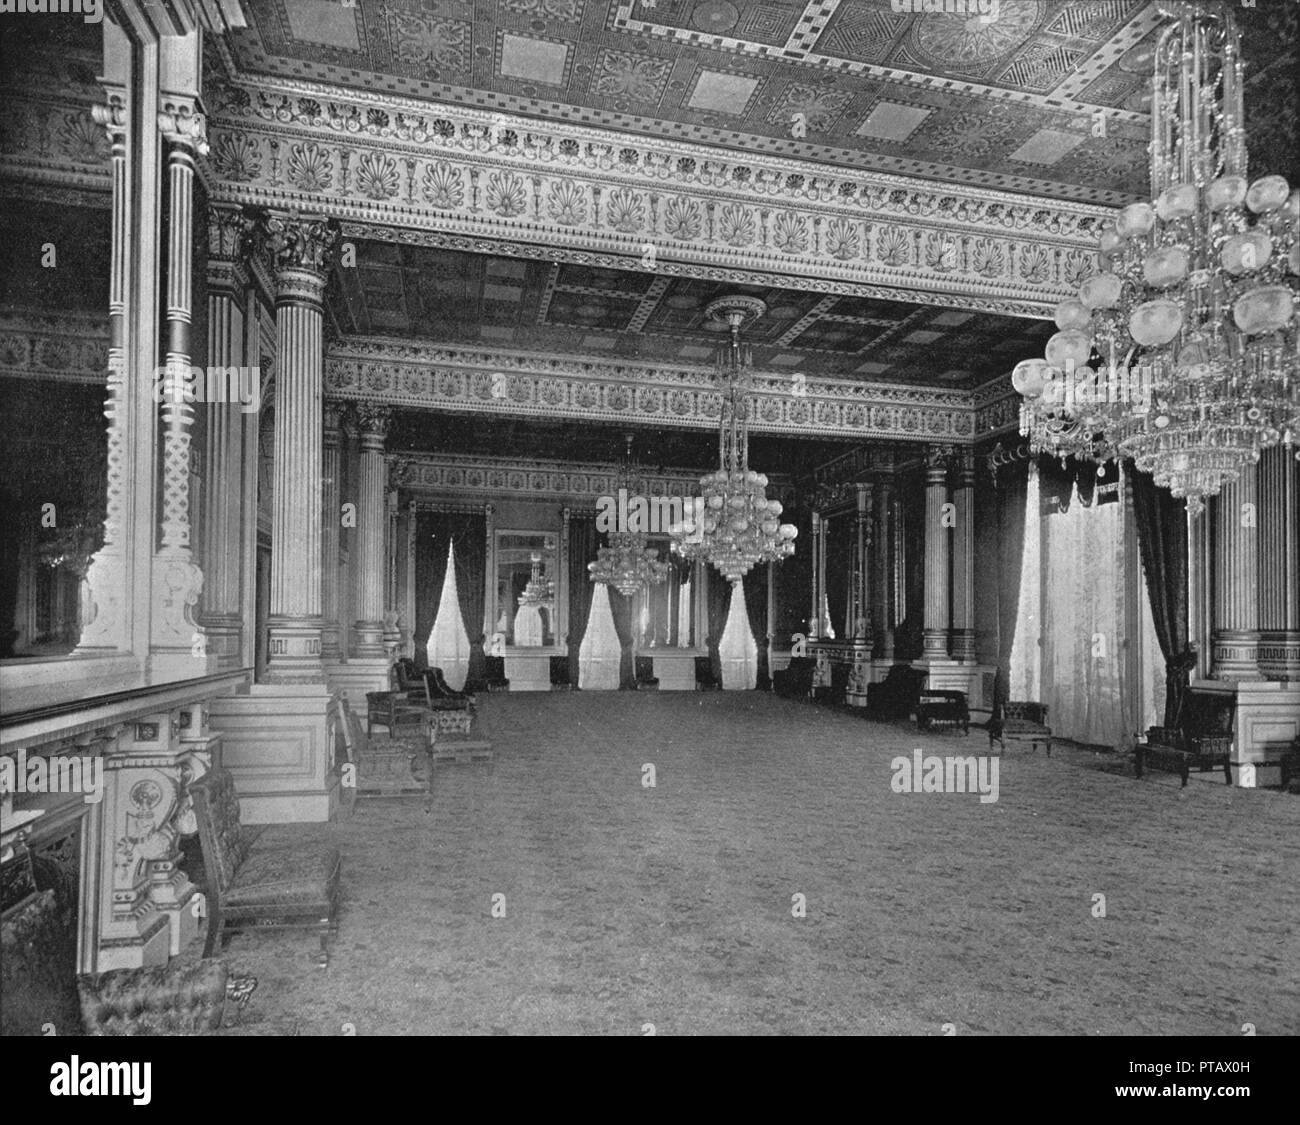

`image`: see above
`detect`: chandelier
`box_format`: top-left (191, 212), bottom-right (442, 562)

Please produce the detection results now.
top-left (668, 296), bottom-right (797, 583)
top-left (588, 435), bottom-right (671, 596)
top-left (518, 551), bottom-right (555, 607)
top-left (1014, 1), bottom-right (1299, 514)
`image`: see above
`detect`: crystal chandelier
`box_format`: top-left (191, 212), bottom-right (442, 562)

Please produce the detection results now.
top-left (518, 551), bottom-right (555, 607)
top-left (669, 296), bottom-right (797, 583)
top-left (588, 435), bottom-right (671, 596)
top-left (1014, 1), bottom-right (1299, 514)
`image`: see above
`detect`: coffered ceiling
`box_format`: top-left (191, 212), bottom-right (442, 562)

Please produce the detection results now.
top-left (229, 0), bottom-right (1297, 205)
top-left (327, 240), bottom-right (1054, 386)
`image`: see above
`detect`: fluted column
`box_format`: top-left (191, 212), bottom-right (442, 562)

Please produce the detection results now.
top-left (852, 485), bottom-right (871, 640)
top-left (1212, 472), bottom-right (1263, 680)
top-left (76, 90), bottom-right (130, 652)
top-left (264, 212), bottom-right (337, 683)
top-left (200, 204), bottom-right (250, 666)
top-left (873, 479), bottom-right (895, 660)
top-left (808, 510), bottom-right (822, 641)
top-left (351, 404), bottom-right (391, 659)
top-left (150, 100), bottom-right (209, 664)
top-left (320, 401), bottom-right (343, 662)
top-left (921, 446), bottom-right (953, 659)
top-left (951, 451), bottom-right (977, 662)
top-left (381, 462), bottom-right (402, 658)
top-left (1258, 447), bottom-right (1300, 679)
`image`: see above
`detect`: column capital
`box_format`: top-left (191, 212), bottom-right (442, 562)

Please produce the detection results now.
top-left (157, 97), bottom-right (209, 155)
top-left (925, 445), bottom-right (955, 480)
top-left (260, 211), bottom-right (339, 283)
top-left (357, 403), bottom-right (393, 446)
top-left (92, 93), bottom-right (128, 146)
top-left (956, 449), bottom-right (978, 489)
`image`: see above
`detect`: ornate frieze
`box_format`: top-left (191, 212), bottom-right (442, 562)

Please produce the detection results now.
top-left (0, 310), bottom-right (110, 385)
top-left (0, 88), bottom-right (111, 195)
top-left (972, 374), bottom-right (1023, 437)
top-left (390, 451), bottom-right (730, 505)
top-left (327, 338), bottom-right (976, 443)
top-left (206, 79), bottom-right (1107, 313)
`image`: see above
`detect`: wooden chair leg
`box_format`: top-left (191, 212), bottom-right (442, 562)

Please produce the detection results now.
top-left (1223, 761), bottom-right (1232, 785)
top-left (203, 910), bottom-right (222, 958)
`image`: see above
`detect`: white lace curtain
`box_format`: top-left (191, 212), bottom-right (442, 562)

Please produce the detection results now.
top-left (578, 583), bottom-right (622, 690)
top-left (719, 581), bottom-right (758, 690)
top-left (425, 540), bottom-right (472, 691)
top-left (1010, 464), bottom-right (1162, 748)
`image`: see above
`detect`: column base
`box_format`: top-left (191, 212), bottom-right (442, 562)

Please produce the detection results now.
top-left (950, 629), bottom-right (977, 662)
top-left (198, 614), bottom-right (244, 672)
top-left (1259, 630), bottom-right (1300, 682)
top-left (320, 622), bottom-right (342, 663)
top-left (352, 620), bottom-right (387, 660)
top-left (267, 616), bottom-right (326, 684)
top-left (1211, 630), bottom-right (1265, 682)
top-left (921, 630), bottom-right (950, 659)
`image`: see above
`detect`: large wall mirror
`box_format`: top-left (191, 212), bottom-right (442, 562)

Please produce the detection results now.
top-left (637, 538), bottom-right (698, 649)
top-left (494, 531), bottom-right (557, 648)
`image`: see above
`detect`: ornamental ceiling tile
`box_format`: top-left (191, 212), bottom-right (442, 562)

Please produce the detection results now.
top-left (226, 1), bottom-right (1295, 205)
top-left (326, 239), bottom-right (1056, 389)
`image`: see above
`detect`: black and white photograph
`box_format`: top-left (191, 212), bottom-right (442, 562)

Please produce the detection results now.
top-left (0, 0), bottom-right (1297, 1079)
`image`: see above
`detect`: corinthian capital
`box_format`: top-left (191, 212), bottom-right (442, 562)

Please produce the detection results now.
top-left (357, 403), bottom-right (393, 444)
top-left (260, 211), bottom-right (339, 278)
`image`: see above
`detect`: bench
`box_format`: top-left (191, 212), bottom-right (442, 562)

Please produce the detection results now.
top-left (77, 959), bottom-right (231, 1035)
top-left (917, 690), bottom-right (970, 735)
top-left (989, 701), bottom-right (1052, 755)
top-left (189, 768), bottom-right (342, 968)
top-left (1135, 690), bottom-right (1234, 787)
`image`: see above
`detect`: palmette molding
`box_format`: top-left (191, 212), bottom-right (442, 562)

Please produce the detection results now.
top-left (326, 338), bottom-right (975, 442)
top-left (207, 79), bottom-right (1106, 312)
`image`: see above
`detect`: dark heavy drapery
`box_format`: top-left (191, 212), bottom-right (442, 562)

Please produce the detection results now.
top-left (1126, 460), bottom-right (1193, 727)
top-left (705, 570), bottom-right (730, 684)
top-left (415, 510), bottom-right (486, 677)
top-left (994, 459), bottom-right (1029, 719)
top-left (742, 563), bottom-right (770, 689)
top-left (567, 515), bottom-right (596, 684)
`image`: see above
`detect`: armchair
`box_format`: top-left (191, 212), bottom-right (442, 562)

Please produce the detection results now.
top-left (989, 701), bottom-right (1051, 755)
top-left (365, 690), bottom-right (431, 740)
top-left (189, 768), bottom-right (341, 968)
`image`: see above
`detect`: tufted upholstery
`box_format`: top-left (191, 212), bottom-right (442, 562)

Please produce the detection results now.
top-left (191, 768), bottom-right (264, 895)
top-left (77, 958), bottom-right (228, 1036)
top-left (190, 768), bottom-right (341, 966)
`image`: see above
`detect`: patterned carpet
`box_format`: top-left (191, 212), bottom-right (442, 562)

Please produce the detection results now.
top-left (213, 693), bottom-right (1300, 1036)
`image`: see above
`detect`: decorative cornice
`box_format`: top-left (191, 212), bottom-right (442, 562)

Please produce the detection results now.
top-left (206, 78), bottom-right (1107, 314)
top-left (327, 336), bottom-right (975, 443)
top-left (0, 310), bottom-right (110, 386)
top-left (389, 451), bottom-right (765, 505)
